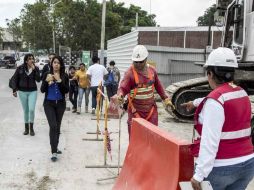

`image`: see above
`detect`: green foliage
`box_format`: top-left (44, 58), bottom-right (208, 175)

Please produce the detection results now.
top-left (14, 0), bottom-right (156, 52)
top-left (20, 2), bottom-right (52, 53)
top-left (197, 4), bottom-right (216, 26)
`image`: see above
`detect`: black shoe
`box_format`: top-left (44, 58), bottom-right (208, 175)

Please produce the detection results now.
top-left (57, 150), bottom-right (62, 154)
top-left (29, 123), bottom-right (35, 136)
top-left (51, 153), bottom-right (57, 162)
top-left (23, 123), bottom-right (29, 135)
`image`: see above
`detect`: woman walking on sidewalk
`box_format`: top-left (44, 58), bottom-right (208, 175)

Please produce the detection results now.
top-left (11, 53), bottom-right (40, 136)
top-left (41, 56), bottom-right (69, 162)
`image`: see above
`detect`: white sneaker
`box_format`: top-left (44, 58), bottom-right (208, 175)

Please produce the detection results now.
top-left (51, 153), bottom-right (57, 162)
top-left (76, 107), bottom-right (81, 114)
top-left (91, 108), bottom-right (95, 114)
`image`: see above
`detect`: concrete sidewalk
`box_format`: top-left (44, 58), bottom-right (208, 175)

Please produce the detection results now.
top-left (0, 88), bottom-right (128, 189)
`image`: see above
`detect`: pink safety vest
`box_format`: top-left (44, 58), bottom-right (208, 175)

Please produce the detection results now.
top-left (191, 83), bottom-right (253, 159)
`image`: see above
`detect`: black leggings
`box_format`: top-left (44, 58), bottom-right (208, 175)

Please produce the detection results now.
top-left (44, 100), bottom-right (66, 154)
top-left (106, 84), bottom-right (118, 101)
top-left (69, 85), bottom-right (78, 109)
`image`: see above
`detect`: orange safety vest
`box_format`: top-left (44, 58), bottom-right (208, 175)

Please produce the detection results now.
top-left (128, 65), bottom-right (155, 120)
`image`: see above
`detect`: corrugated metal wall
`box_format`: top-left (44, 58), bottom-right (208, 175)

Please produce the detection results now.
top-left (146, 46), bottom-right (206, 87)
top-left (107, 30), bottom-right (208, 87)
top-left (107, 31), bottom-right (138, 74)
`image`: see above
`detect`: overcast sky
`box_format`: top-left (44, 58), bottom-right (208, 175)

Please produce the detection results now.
top-left (0, 0), bottom-right (215, 28)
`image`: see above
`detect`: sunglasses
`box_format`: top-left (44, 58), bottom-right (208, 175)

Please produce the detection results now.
top-left (134, 61), bottom-right (144, 64)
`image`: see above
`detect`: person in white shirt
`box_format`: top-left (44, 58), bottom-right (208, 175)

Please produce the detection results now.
top-left (181, 47), bottom-right (254, 190)
top-left (86, 56), bottom-right (108, 114)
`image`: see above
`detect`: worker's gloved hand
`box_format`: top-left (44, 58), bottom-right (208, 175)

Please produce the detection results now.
top-left (180, 101), bottom-right (195, 112)
top-left (163, 98), bottom-right (175, 110)
top-left (117, 95), bottom-right (124, 105)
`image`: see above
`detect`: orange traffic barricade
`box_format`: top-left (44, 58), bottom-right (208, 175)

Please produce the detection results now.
top-left (113, 118), bottom-right (194, 190)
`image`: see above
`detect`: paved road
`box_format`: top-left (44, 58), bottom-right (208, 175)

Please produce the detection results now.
top-left (0, 68), bottom-right (253, 189)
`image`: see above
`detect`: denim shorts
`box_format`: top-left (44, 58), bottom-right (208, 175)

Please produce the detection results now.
top-left (205, 157), bottom-right (254, 190)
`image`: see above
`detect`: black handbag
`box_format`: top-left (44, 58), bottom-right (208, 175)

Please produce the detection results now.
top-left (9, 75), bottom-right (14, 89)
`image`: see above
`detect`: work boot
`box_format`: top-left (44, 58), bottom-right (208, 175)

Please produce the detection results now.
top-left (76, 107), bottom-right (81, 114)
top-left (23, 123), bottom-right (29, 135)
top-left (29, 123), bottom-right (35, 136)
top-left (85, 106), bottom-right (88, 113)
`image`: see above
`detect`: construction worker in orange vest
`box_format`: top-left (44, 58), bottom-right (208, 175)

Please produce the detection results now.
top-left (117, 45), bottom-right (174, 138)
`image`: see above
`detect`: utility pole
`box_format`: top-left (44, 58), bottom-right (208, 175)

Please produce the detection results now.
top-left (50, 0), bottom-right (61, 53)
top-left (135, 13), bottom-right (138, 29)
top-left (100, 0), bottom-right (106, 66)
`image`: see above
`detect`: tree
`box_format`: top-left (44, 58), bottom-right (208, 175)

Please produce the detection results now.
top-left (107, 1), bottom-right (156, 35)
top-left (6, 18), bottom-right (22, 53)
top-left (14, 0), bottom-right (156, 52)
top-left (53, 0), bottom-right (101, 51)
top-left (20, 2), bottom-right (52, 53)
top-left (53, 0), bottom-right (156, 51)
top-left (197, 4), bottom-right (216, 26)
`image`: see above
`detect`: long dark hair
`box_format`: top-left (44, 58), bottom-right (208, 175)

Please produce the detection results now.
top-left (23, 53), bottom-right (34, 71)
top-left (49, 55), bottom-right (65, 77)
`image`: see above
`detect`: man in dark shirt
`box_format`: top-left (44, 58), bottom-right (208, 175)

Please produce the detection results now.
top-left (41, 53), bottom-right (56, 79)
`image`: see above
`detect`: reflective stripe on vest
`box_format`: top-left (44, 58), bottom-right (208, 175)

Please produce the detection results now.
top-left (130, 86), bottom-right (154, 99)
top-left (217, 89), bottom-right (248, 105)
top-left (221, 128), bottom-right (251, 140)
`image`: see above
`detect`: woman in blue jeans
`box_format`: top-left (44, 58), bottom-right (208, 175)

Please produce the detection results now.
top-left (11, 54), bottom-right (40, 136)
top-left (182, 48), bottom-right (254, 190)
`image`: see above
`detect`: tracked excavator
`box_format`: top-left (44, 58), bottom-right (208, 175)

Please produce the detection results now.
top-left (166, 0), bottom-right (254, 122)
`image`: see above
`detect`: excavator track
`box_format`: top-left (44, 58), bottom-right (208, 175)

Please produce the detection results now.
top-left (165, 77), bottom-right (211, 122)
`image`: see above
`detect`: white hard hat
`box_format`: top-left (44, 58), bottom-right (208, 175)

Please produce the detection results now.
top-left (204, 47), bottom-right (238, 68)
top-left (131, 45), bottom-right (149, 62)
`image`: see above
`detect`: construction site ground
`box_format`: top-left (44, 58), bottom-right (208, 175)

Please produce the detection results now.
top-left (0, 69), bottom-right (253, 190)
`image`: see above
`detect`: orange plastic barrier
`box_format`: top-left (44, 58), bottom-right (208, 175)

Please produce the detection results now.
top-left (113, 118), bottom-right (194, 190)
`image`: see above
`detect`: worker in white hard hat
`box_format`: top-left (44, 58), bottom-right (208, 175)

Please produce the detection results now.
top-left (117, 45), bottom-right (174, 138)
top-left (181, 47), bottom-right (254, 190)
